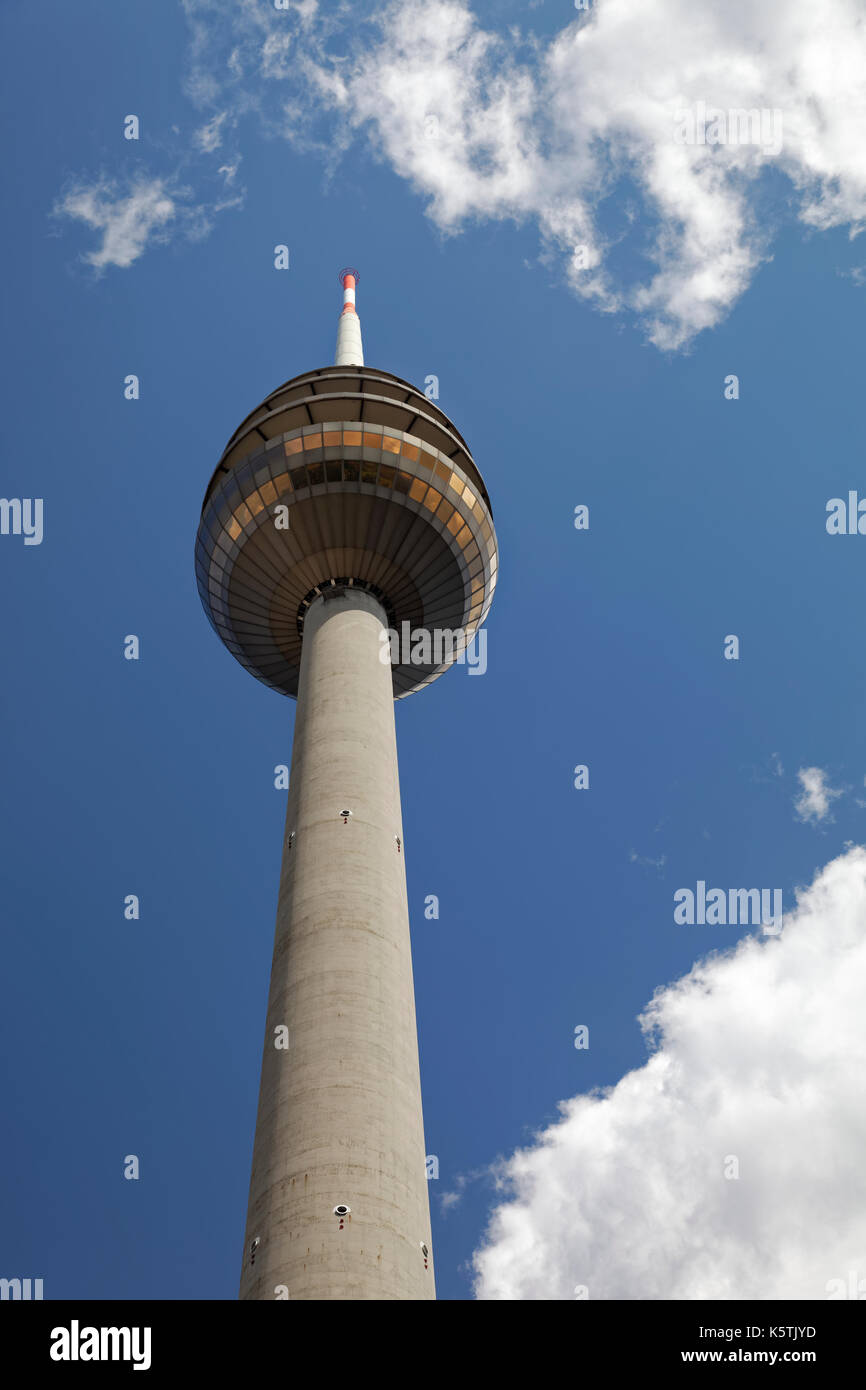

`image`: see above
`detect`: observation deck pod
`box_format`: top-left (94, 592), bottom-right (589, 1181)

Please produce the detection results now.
top-left (195, 365), bottom-right (498, 699)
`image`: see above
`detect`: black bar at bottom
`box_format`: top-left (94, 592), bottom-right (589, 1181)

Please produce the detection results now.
top-left (2, 1298), bottom-right (859, 1376)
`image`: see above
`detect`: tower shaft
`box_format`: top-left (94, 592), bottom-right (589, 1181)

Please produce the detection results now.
top-left (239, 588), bottom-right (435, 1300)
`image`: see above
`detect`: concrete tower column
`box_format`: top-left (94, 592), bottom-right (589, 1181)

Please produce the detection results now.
top-left (239, 588), bottom-right (435, 1300)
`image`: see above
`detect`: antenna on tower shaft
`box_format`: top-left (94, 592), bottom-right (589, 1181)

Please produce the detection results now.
top-left (335, 267), bottom-right (364, 367)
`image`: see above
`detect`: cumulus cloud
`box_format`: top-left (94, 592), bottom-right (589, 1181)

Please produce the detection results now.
top-left (179, 0), bottom-right (866, 348)
top-left (794, 767), bottom-right (844, 823)
top-left (472, 846), bottom-right (866, 1299)
top-left (55, 177), bottom-right (178, 270)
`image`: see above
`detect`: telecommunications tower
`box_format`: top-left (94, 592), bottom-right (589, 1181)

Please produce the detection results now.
top-left (195, 271), bottom-right (498, 1299)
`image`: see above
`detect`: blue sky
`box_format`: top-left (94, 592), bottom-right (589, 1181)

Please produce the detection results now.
top-left (2, 0), bottom-right (865, 1300)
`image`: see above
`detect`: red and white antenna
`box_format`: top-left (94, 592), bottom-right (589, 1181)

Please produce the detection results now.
top-left (334, 267), bottom-right (364, 367)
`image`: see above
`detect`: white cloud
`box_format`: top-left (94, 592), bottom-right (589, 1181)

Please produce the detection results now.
top-left (178, 0), bottom-right (866, 348)
top-left (54, 170), bottom-right (244, 270)
top-left (472, 846), bottom-right (866, 1299)
top-left (218, 157), bottom-right (241, 185)
top-left (70, 2), bottom-right (864, 332)
top-left (629, 850), bottom-right (666, 871)
top-left (794, 766), bottom-right (844, 824)
top-left (55, 178), bottom-right (177, 270)
top-left (194, 110), bottom-right (228, 152)
top-left (261, 32), bottom-right (292, 80)
top-left (438, 1175), bottom-right (470, 1215)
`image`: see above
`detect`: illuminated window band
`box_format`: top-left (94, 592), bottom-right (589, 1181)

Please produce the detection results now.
top-left (200, 428), bottom-right (497, 616)
top-left (209, 367), bottom-right (489, 513)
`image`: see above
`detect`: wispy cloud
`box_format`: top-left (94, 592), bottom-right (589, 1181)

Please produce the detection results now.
top-left (54, 177), bottom-right (179, 271)
top-left (217, 157), bottom-right (241, 186)
top-left (473, 846), bottom-right (866, 1299)
top-left (58, 2), bottom-right (866, 332)
top-left (629, 850), bottom-right (666, 872)
top-left (194, 110), bottom-right (228, 153)
top-left (437, 1166), bottom-right (490, 1217)
top-left (59, 1), bottom-right (866, 336)
top-left (54, 164), bottom-right (246, 271)
top-left (175, 0), bottom-right (866, 349)
top-left (261, 32), bottom-right (293, 80)
top-left (794, 766), bottom-right (844, 824)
